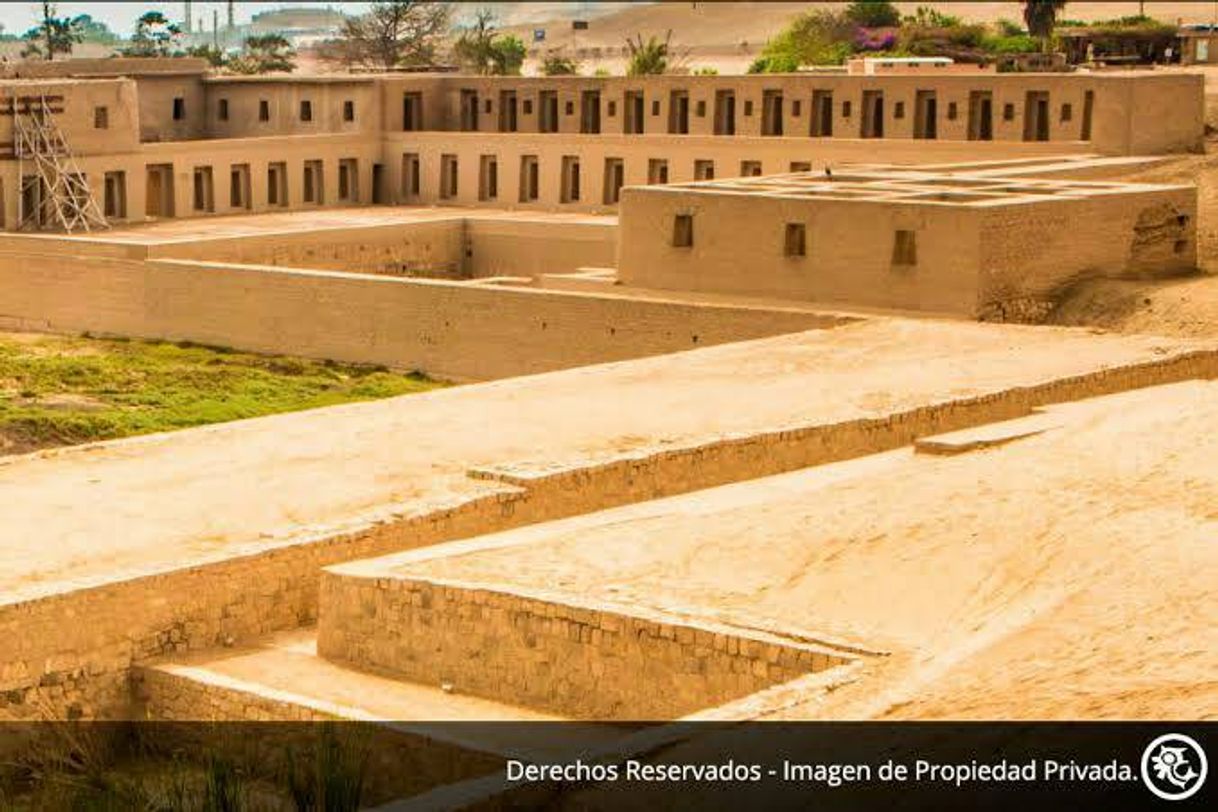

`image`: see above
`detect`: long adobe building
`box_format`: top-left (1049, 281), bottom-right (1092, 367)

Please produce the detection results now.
top-left (0, 58), bottom-right (1202, 230)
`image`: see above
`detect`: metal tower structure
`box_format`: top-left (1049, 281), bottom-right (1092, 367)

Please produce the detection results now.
top-left (12, 94), bottom-right (108, 233)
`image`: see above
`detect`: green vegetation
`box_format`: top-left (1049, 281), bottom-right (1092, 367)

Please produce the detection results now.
top-left (540, 53), bottom-right (580, 76)
top-left (750, 0), bottom-right (1167, 72)
top-left (453, 9), bottom-right (526, 75)
top-left (626, 31), bottom-right (677, 76)
top-left (0, 333), bottom-right (445, 455)
top-left (2, 721), bottom-right (372, 810)
top-left (844, 1), bottom-right (901, 29)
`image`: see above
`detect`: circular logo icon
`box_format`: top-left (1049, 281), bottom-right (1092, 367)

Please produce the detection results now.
top-left (1142, 733), bottom-right (1207, 801)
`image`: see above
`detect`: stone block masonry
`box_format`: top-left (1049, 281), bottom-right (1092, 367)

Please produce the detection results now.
top-left (3, 337), bottom-right (1218, 721)
top-left (317, 574), bottom-right (851, 721)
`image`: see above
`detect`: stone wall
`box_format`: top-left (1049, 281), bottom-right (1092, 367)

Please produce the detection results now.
top-left (3, 344), bottom-right (1215, 722)
top-left (317, 575), bottom-right (849, 720)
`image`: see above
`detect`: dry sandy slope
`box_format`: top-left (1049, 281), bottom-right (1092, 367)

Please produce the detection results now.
top-left (401, 381), bottom-right (1218, 720)
top-left (511, 2), bottom-right (1218, 52)
top-left (1, 319), bottom-right (1205, 604)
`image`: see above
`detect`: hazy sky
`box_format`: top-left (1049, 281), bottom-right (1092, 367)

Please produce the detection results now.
top-left (0, 2), bottom-right (372, 36)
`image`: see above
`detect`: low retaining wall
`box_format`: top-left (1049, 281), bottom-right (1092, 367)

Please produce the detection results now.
top-left (2, 347), bottom-right (1216, 721)
top-left (0, 247), bottom-right (834, 381)
top-left (317, 575), bottom-right (849, 720)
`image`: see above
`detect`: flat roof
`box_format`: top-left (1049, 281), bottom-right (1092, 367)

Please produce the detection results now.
top-left (655, 170), bottom-right (1189, 207)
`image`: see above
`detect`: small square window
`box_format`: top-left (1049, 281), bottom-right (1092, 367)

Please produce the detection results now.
top-left (784, 223), bottom-right (806, 257)
top-left (259, 100), bottom-right (269, 121)
top-left (172, 97), bottom-right (185, 120)
top-left (93, 106), bottom-right (108, 129)
top-left (842, 100), bottom-right (852, 118)
top-left (792, 100), bottom-right (802, 117)
top-left (743, 100), bottom-right (754, 116)
top-left (300, 100), bottom-right (313, 122)
top-left (218, 98), bottom-right (229, 121)
top-left (892, 230), bottom-right (918, 266)
top-left (894, 101), bottom-right (905, 119)
top-left (343, 100), bottom-right (355, 121)
top-left (652, 99), bottom-right (661, 116)
top-left (607, 100), bottom-right (617, 116)
top-left (523, 99), bottom-right (534, 115)
top-left (484, 98), bottom-right (493, 113)
top-left (672, 214), bottom-right (693, 248)
top-left (947, 102), bottom-right (958, 120)
top-left (566, 100), bottom-right (575, 115)
top-left (696, 100), bottom-right (706, 117)
top-left (1060, 103), bottom-right (1072, 122)
top-left (1003, 103), bottom-right (1015, 121)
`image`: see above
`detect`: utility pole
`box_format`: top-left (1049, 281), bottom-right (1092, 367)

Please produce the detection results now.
top-left (41, 1), bottom-right (54, 62)
top-left (184, 0), bottom-right (192, 34)
top-left (213, 9), bottom-right (219, 48)
top-left (227, 1), bottom-right (235, 31)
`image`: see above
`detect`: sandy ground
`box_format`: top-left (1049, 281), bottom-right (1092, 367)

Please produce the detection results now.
top-left (397, 381), bottom-right (1218, 720)
top-left (506, 2), bottom-right (1218, 74)
top-left (0, 319), bottom-right (1205, 604)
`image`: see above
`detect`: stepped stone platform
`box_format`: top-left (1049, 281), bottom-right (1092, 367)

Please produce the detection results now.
top-left (3, 319), bottom-right (1218, 720)
top-left (330, 381), bottom-right (1217, 722)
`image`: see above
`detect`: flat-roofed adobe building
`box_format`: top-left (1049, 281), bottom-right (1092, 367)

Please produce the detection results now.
top-left (617, 171), bottom-right (1197, 320)
top-left (0, 59), bottom-right (1202, 230)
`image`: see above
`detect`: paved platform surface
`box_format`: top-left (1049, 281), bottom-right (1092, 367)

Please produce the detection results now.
top-left (373, 381), bottom-right (1218, 720)
top-left (1, 319), bottom-right (1211, 607)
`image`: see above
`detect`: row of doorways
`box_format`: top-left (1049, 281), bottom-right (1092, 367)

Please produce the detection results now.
top-left (453, 87), bottom-right (1094, 142)
top-left (143, 161), bottom-right (391, 219)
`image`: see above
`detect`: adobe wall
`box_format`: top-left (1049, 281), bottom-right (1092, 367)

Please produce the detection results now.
top-left (0, 79), bottom-right (140, 157)
top-left (151, 219), bottom-right (467, 277)
top-left (202, 77), bottom-right (382, 140)
top-left (977, 187), bottom-right (1197, 321)
top-left (0, 244), bottom-right (830, 380)
top-left (144, 217), bottom-right (617, 280)
top-left (386, 72), bottom-right (1204, 155)
top-left (465, 218), bottom-right (617, 278)
top-left (3, 344), bottom-right (1217, 721)
top-left (616, 187), bottom-right (984, 315)
top-left (317, 574), bottom-right (849, 720)
top-left (382, 130), bottom-right (1083, 213)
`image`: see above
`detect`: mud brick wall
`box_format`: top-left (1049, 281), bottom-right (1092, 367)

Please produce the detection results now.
top-left (0, 245), bottom-right (836, 382)
top-left (3, 345), bottom-right (1216, 722)
top-left (978, 188), bottom-right (1197, 322)
top-left (318, 575), bottom-right (850, 721)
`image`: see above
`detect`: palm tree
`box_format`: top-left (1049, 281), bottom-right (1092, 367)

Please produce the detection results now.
top-left (1023, 1), bottom-right (1067, 53)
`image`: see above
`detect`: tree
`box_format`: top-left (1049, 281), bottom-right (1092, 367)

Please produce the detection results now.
top-left (452, 9), bottom-right (523, 76)
top-left (21, 3), bottom-right (82, 61)
top-left (187, 43), bottom-right (226, 67)
top-left (1023, 0), bottom-right (1067, 50)
top-left (125, 11), bottom-right (182, 57)
top-left (749, 10), bottom-right (855, 73)
top-left (228, 34), bottom-right (297, 74)
top-left (70, 13), bottom-right (118, 44)
top-left (626, 31), bottom-right (677, 76)
top-left (336, 1), bottom-right (451, 70)
top-left (540, 54), bottom-right (579, 75)
top-left (844, 1), bottom-right (901, 28)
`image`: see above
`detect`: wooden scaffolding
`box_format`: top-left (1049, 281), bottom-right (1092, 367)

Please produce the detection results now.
top-left (12, 93), bottom-right (108, 233)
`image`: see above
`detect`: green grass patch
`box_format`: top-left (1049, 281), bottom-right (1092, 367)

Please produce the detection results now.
top-left (0, 333), bottom-right (448, 455)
